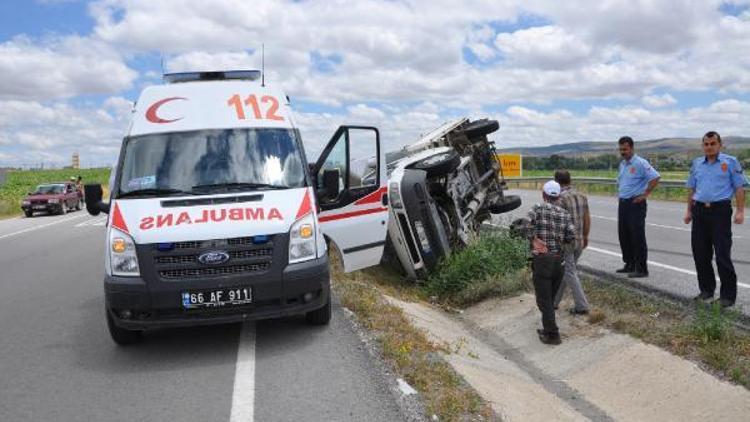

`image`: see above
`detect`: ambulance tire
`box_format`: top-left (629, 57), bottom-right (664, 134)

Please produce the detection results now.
top-left (489, 195), bottom-right (522, 214)
top-left (411, 150), bottom-right (460, 178)
top-left (106, 309), bottom-right (143, 345)
top-left (306, 292), bottom-right (331, 325)
top-left (461, 119), bottom-right (499, 139)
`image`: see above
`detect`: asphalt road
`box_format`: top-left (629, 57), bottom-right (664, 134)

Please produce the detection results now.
top-left (496, 189), bottom-right (750, 315)
top-left (0, 211), bottom-right (409, 422)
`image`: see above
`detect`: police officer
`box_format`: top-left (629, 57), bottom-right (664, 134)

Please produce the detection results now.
top-left (684, 131), bottom-right (747, 308)
top-left (616, 136), bottom-right (660, 278)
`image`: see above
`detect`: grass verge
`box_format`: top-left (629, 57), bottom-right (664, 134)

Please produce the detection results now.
top-left (330, 248), bottom-right (495, 421)
top-left (582, 278), bottom-right (750, 388)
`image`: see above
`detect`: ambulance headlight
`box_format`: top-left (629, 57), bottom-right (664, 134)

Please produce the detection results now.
top-left (289, 212), bottom-right (316, 264)
top-left (389, 182), bottom-right (402, 208)
top-left (109, 227), bottom-right (140, 276)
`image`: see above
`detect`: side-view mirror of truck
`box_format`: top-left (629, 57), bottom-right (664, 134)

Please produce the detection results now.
top-left (84, 183), bottom-right (110, 215)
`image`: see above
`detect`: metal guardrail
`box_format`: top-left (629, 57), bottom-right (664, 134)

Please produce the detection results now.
top-left (506, 176), bottom-right (750, 192)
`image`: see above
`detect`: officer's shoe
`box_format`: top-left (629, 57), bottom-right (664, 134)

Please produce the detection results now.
top-left (715, 298), bottom-right (735, 309)
top-left (627, 271), bottom-right (649, 278)
top-left (615, 266), bottom-right (634, 273)
top-left (692, 292), bottom-right (713, 302)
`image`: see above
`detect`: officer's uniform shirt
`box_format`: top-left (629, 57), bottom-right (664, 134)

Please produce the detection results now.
top-left (617, 154), bottom-right (660, 199)
top-left (686, 153), bottom-right (748, 202)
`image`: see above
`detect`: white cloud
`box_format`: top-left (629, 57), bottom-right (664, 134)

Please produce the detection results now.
top-left (642, 94), bottom-right (677, 107)
top-left (0, 35), bottom-right (137, 100)
top-left (495, 25), bottom-right (593, 69)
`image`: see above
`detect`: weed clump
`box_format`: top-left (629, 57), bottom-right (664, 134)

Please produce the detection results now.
top-left (423, 232), bottom-right (529, 305)
top-left (690, 302), bottom-right (738, 343)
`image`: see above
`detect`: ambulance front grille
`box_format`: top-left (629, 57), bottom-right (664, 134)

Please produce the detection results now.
top-left (149, 235), bottom-right (276, 280)
top-left (159, 263), bottom-right (271, 279)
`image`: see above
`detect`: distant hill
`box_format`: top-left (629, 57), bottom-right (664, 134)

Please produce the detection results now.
top-left (498, 137), bottom-right (750, 157)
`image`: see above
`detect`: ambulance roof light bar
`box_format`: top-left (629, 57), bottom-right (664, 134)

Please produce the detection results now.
top-left (163, 70), bottom-right (262, 84)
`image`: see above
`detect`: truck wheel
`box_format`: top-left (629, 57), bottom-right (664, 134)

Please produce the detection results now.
top-left (489, 195), bottom-right (522, 214)
top-left (410, 150), bottom-right (460, 178)
top-left (305, 293), bottom-right (331, 325)
top-left (106, 310), bottom-right (143, 345)
top-left (461, 119), bottom-right (499, 139)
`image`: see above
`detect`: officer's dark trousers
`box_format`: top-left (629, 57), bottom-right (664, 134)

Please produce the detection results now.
top-left (618, 198), bottom-right (648, 272)
top-left (532, 254), bottom-right (564, 335)
top-left (691, 201), bottom-right (736, 303)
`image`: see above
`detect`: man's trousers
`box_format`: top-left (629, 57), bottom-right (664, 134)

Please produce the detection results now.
top-left (532, 254), bottom-right (564, 335)
top-left (618, 198), bottom-right (648, 273)
top-left (691, 200), bottom-right (737, 303)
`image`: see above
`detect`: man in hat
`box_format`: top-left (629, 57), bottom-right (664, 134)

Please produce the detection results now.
top-left (518, 180), bottom-right (576, 345)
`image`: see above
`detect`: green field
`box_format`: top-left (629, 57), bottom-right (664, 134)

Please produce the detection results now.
top-left (0, 168), bottom-right (111, 218)
top-left (520, 169), bottom-right (690, 180)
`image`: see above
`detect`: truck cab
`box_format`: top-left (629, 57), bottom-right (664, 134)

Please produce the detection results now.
top-left (86, 70), bottom-right (387, 344)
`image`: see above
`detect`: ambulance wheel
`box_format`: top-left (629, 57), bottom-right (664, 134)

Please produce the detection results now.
top-left (461, 119), bottom-right (499, 139)
top-left (306, 293), bottom-right (331, 325)
top-left (411, 149), bottom-right (460, 178)
top-left (489, 195), bottom-right (522, 214)
top-left (106, 309), bottom-right (143, 345)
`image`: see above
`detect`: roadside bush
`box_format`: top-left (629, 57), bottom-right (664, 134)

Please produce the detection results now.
top-left (423, 232), bottom-right (528, 304)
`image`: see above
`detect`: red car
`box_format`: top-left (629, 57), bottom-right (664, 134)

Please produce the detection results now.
top-left (21, 182), bottom-right (83, 217)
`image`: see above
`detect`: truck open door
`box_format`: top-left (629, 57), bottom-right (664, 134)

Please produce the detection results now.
top-left (312, 126), bottom-right (388, 272)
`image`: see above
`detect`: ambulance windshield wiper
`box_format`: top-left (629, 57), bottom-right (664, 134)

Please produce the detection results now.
top-left (118, 188), bottom-right (193, 198)
top-left (191, 182), bottom-right (290, 193)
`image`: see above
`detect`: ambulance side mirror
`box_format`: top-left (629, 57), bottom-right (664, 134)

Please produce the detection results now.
top-left (84, 184), bottom-right (110, 216)
top-left (321, 169), bottom-right (341, 202)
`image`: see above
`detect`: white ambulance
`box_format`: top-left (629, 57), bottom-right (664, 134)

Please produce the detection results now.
top-left (86, 70), bottom-right (389, 345)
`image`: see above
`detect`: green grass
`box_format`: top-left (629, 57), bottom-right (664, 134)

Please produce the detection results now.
top-left (423, 232), bottom-right (530, 306)
top-left (0, 168), bottom-right (110, 218)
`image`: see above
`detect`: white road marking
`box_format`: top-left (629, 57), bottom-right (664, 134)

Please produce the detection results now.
top-left (587, 246), bottom-right (750, 289)
top-left (230, 322), bottom-right (256, 422)
top-left (0, 213), bottom-right (88, 240)
top-left (590, 214), bottom-right (741, 239)
top-left (75, 217), bottom-right (108, 227)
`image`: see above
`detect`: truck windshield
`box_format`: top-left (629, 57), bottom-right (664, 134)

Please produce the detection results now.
top-left (118, 128), bottom-right (306, 197)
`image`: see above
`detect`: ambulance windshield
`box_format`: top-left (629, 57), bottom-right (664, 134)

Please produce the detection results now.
top-left (119, 128), bottom-right (306, 196)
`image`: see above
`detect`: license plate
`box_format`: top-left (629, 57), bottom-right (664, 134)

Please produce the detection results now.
top-left (33, 205), bottom-right (46, 210)
top-left (181, 287), bottom-right (252, 309)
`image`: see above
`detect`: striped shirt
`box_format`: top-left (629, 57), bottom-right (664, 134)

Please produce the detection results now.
top-left (559, 186), bottom-right (588, 252)
top-left (521, 202), bottom-right (576, 255)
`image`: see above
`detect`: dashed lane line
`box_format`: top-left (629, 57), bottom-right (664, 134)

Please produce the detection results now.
top-left (0, 213), bottom-right (89, 240)
top-left (587, 246), bottom-right (750, 289)
top-left (230, 322), bottom-right (256, 422)
top-left (75, 217), bottom-right (108, 227)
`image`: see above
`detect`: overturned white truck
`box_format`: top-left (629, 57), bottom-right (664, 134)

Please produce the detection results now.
top-left (384, 118), bottom-right (522, 278)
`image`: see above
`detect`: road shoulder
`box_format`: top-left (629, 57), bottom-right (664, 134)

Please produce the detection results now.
top-left (387, 293), bottom-right (750, 422)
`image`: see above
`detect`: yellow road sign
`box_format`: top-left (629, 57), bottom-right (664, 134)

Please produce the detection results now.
top-left (497, 154), bottom-right (522, 177)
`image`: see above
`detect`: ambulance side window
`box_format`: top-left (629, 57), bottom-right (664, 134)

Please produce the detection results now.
top-left (316, 135), bottom-right (346, 203)
top-left (348, 130), bottom-right (378, 188)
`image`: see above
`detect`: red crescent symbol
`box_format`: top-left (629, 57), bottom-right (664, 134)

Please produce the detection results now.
top-left (146, 97), bottom-right (187, 124)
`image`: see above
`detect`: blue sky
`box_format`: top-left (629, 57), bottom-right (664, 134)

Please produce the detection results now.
top-left (1, 0), bottom-right (749, 168)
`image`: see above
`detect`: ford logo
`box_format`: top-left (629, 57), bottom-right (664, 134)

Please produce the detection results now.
top-left (198, 250), bottom-right (230, 265)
